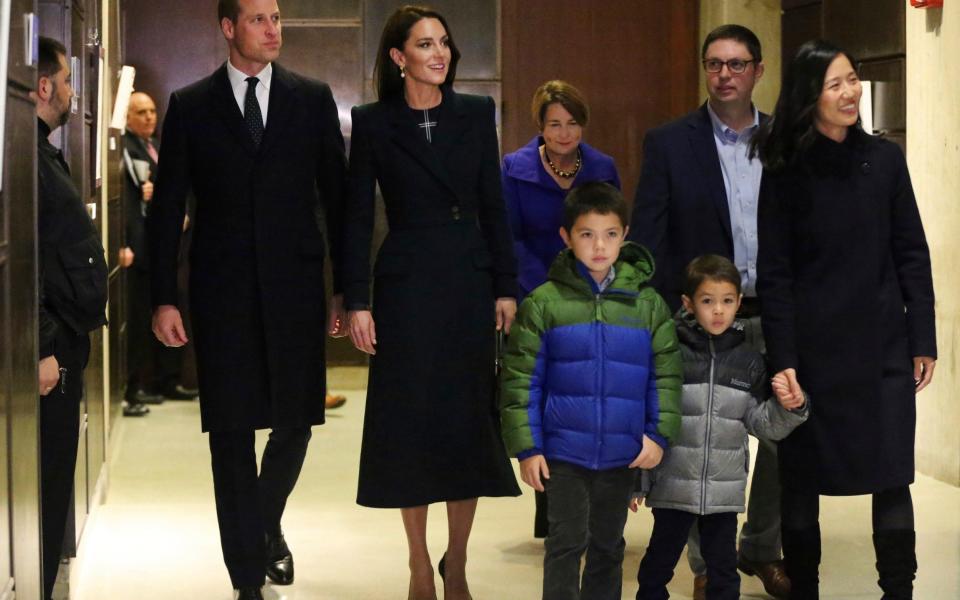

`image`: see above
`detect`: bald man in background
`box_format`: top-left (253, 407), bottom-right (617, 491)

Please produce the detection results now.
top-left (122, 91), bottom-right (197, 417)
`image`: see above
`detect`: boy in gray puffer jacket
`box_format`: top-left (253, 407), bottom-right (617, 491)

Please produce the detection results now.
top-left (635, 255), bottom-right (809, 600)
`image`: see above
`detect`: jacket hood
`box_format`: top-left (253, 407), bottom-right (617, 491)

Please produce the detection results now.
top-left (674, 307), bottom-right (745, 352)
top-left (547, 242), bottom-right (655, 295)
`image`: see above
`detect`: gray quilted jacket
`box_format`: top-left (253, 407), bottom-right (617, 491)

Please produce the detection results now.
top-left (645, 312), bottom-right (809, 515)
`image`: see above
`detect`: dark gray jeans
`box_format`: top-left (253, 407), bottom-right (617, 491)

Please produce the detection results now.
top-left (543, 460), bottom-right (636, 600)
top-left (688, 315), bottom-right (782, 573)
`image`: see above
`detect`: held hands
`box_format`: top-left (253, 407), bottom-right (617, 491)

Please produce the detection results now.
top-left (629, 435), bottom-right (664, 470)
top-left (39, 355), bottom-right (60, 396)
top-left (519, 454), bottom-right (550, 492)
top-left (913, 356), bottom-right (936, 392)
top-left (496, 297), bottom-right (517, 334)
top-left (348, 310), bottom-right (377, 355)
top-left (118, 247), bottom-right (135, 268)
top-left (142, 180), bottom-right (154, 202)
top-left (772, 368), bottom-right (805, 410)
top-left (327, 294), bottom-right (347, 338)
top-left (152, 305), bottom-right (188, 347)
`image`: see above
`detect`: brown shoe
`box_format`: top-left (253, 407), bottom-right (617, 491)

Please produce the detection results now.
top-left (325, 393), bottom-right (347, 409)
top-left (693, 574), bottom-right (707, 600)
top-left (737, 557), bottom-right (790, 598)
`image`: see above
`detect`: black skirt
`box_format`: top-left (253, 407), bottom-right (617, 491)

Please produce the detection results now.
top-left (356, 228), bottom-right (521, 507)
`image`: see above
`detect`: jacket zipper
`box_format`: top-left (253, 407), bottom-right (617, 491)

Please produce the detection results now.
top-left (594, 293), bottom-right (603, 469)
top-left (700, 337), bottom-right (716, 514)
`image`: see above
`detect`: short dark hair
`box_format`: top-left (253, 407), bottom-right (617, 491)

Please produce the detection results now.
top-left (373, 5), bottom-right (460, 100)
top-left (683, 255), bottom-right (742, 299)
top-left (702, 24), bottom-right (762, 63)
top-left (38, 36), bottom-right (67, 81)
top-left (218, 0), bottom-right (240, 24)
top-left (562, 182), bottom-right (628, 232)
top-left (531, 80), bottom-right (589, 130)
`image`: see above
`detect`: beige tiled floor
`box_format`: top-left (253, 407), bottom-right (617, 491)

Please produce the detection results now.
top-left (71, 367), bottom-right (960, 599)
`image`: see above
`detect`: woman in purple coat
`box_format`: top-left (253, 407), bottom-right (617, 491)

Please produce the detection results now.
top-left (501, 80), bottom-right (621, 537)
top-left (501, 80), bottom-right (621, 299)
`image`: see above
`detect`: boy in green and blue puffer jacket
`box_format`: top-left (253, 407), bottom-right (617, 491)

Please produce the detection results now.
top-left (500, 182), bottom-right (682, 600)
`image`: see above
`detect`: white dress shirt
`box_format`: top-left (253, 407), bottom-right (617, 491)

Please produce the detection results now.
top-left (226, 60), bottom-right (272, 127)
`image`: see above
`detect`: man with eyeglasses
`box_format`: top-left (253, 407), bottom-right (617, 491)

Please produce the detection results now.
top-left (630, 24), bottom-right (789, 600)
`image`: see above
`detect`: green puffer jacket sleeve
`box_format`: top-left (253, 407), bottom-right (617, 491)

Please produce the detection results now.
top-left (500, 297), bottom-right (547, 458)
top-left (645, 292), bottom-right (683, 447)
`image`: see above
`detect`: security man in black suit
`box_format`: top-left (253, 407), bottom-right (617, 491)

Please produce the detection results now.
top-left (35, 36), bottom-right (109, 600)
top-left (148, 1), bottom-right (347, 598)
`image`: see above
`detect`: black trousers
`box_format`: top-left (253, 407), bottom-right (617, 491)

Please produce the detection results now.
top-left (41, 329), bottom-right (89, 600)
top-left (126, 267), bottom-right (180, 394)
top-left (637, 509), bottom-right (739, 600)
top-left (208, 426), bottom-right (312, 588)
top-left (542, 461), bottom-right (635, 600)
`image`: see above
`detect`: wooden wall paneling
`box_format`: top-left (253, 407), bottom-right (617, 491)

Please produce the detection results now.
top-left (823, 0), bottom-right (904, 60)
top-left (781, 1), bottom-right (822, 69)
top-left (501, 0), bottom-right (700, 205)
top-left (6, 0), bottom-right (43, 593)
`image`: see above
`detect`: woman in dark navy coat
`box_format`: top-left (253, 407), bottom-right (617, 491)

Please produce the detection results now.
top-left (343, 6), bottom-right (520, 599)
top-left (754, 40), bottom-right (936, 599)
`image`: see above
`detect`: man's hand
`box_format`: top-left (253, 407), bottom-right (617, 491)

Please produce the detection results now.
top-left (519, 454), bottom-right (550, 492)
top-left (152, 305), bottom-right (188, 347)
top-left (629, 496), bottom-right (643, 513)
top-left (496, 297), bottom-right (517, 334)
top-left (913, 356), bottom-right (936, 393)
top-left (629, 435), bottom-right (664, 469)
top-left (39, 355), bottom-right (60, 396)
top-left (119, 247), bottom-right (135, 268)
top-left (348, 310), bottom-right (377, 355)
top-left (327, 294), bottom-right (347, 337)
top-left (772, 368), bottom-right (804, 408)
top-left (141, 180), bottom-right (154, 202)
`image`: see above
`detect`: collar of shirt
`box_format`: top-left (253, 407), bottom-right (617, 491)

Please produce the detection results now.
top-left (576, 261), bottom-right (616, 294)
top-left (226, 60), bottom-right (273, 124)
top-left (706, 101), bottom-right (759, 145)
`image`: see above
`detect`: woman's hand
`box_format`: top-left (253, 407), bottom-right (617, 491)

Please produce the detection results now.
top-left (913, 356), bottom-right (936, 392)
top-left (496, 297), bottom-right (517, 334)
top-left (327, 294), bottom-right (347, 338)
top-left (348, 310), bottom-right (377, 355)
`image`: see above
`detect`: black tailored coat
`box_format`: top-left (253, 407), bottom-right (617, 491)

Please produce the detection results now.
top-left (757, 130), bottom-right (936, 495)
top-left (629, 103), bottom-right (768, 310)
top-left (148, 63), bottom-right (347, 432)
top-left (122, 130), bottom-right (157, 270)
top-left (344, 87), bottom-right (520, 507)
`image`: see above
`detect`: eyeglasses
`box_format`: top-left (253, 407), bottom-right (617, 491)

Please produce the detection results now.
top-left (702, 58), bottom-right (756, 74)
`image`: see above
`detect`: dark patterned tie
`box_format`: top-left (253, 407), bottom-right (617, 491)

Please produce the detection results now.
top-left (244, 76), bottom-right (264, 147)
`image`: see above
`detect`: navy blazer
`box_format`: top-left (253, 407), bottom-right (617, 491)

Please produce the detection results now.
top-left (628, 103), bottom-right (767, 310)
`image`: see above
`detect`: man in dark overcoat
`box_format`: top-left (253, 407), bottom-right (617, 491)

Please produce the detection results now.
top-left (148, 1), bottom-right (347, 598)
top-left (629, 25), bottom-right (789, 599)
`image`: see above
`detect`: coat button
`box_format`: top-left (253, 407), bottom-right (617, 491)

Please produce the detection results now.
top-left (88, 257), bottom-right (93, 264)
top-left (452, 206), bottom-right (461, 220)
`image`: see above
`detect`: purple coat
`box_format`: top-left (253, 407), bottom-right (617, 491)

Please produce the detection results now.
top-left (501, 137), bottom-right (620, 296)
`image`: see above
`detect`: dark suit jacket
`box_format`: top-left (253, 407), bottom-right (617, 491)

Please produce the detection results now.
top-left (628, 103), bottom-right (767, 310)
top-left (122, 130), bottom-right (158, 270)
top-left (148, 62), bottom-right (347, 432)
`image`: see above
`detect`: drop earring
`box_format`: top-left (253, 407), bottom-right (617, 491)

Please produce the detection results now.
top-left (400, 65), bottom-right (406, 79)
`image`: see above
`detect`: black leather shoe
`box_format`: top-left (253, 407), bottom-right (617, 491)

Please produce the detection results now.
top-left (163, 383), bottom-right (198, 400)
top-left (122, 402), bottom-right (150, 417)
top-left (265, 531), bottom-right (294, 585)
top-left (126, 388), bottom-right (165, 405)
top-left (235, 587), bottom-right (264, 600)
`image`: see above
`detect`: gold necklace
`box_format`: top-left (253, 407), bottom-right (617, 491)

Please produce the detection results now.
top-left (544, 147), bottom-right (581, 179)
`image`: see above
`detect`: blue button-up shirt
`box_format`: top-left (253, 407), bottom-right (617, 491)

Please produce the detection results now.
top-left (706, 102), bottom-right (762, 296)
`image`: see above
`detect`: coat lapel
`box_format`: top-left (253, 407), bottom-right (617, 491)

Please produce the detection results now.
top-left (258, 63), bottom-right (298, 156)
top-left (387, 88), bottom-right (461, 200)
top-left (687, 103), bottom-right (732, 241)
top-left (208, 63), bottom-right (258, 156)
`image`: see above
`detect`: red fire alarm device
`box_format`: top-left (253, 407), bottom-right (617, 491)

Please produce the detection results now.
top-left (910, 0), bottom-right (943, 7)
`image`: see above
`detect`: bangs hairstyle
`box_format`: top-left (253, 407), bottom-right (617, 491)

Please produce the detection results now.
top-left (38, 36), bottom-right (67, 81)
top-left (217, 0), bottom-right (240, 24)
top-left (373, 5), bottom-right (461, 100)
top-left (701, 24), bottom-right (762, 63)
top-left (683, 255), bottom-right (742, 299)
top-left (562, 182), bottom-right (628, 232)
top-left (751, 39), bottom-right (862, 172)
top-left (531, 80), bottom-right (589, 130)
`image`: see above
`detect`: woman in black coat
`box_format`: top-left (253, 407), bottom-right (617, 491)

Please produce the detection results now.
top-left (754, 41), bottom-right (936, 599)
top-left (343, 6), bottom-right (520, 599)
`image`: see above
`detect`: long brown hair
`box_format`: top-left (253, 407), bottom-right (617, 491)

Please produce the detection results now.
top-left (372, 5), bottom-right (461, 101)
